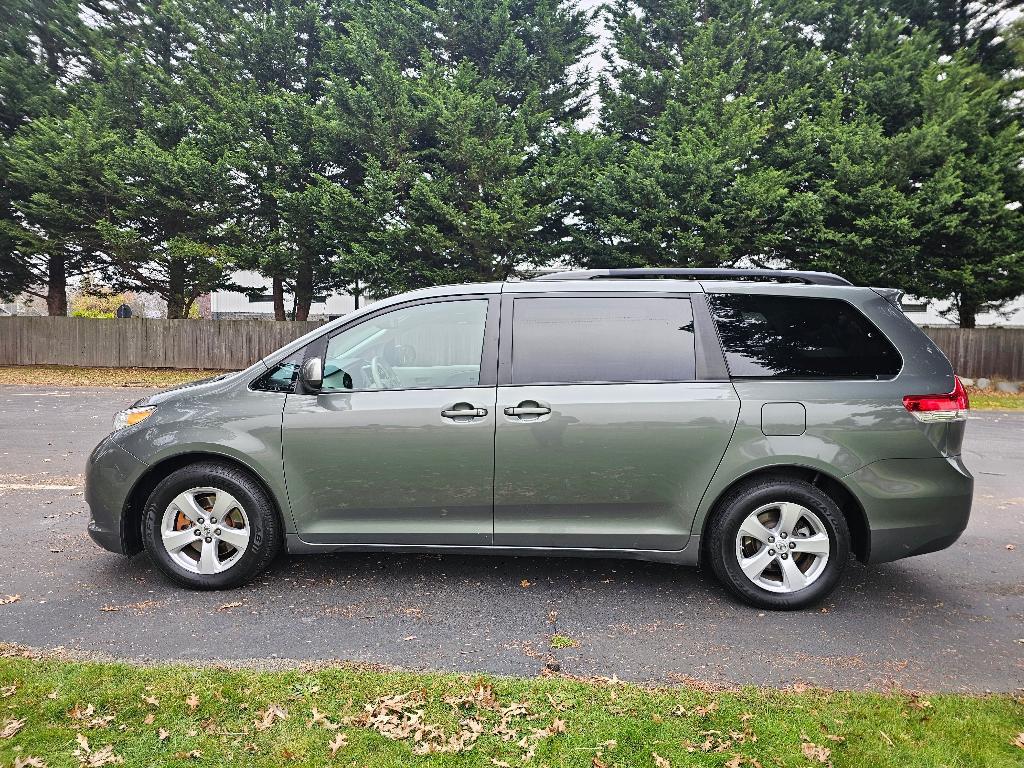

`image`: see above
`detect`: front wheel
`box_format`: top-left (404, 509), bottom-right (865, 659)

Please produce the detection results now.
top-left (142, 462), bottom-right (281, 589)
top-left (706, 477), bottom-right (850, 610)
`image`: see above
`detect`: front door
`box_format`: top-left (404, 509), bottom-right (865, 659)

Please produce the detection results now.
top-left (283, 295), bottom-right (498, 545)
top-left (493, 294), bottom-right (739, 551)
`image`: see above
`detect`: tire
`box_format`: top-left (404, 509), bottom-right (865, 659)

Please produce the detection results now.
top-left (142, 461), bottom-right (281, 589)
top-left (706, 476), bottom-right (850, 610)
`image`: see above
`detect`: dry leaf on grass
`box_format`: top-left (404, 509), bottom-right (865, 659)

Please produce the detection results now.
top-left (254, 704), bottom-right (289, 731)
top-left (173, 750), bottom-right (202, 760)
top-left (157, 728), bottom-right (170, 741)
top-left (800, 741), bottom-right (832, 763)
top-left (185, 694), bottom-right (199, 711)
top-left (143, 713), bottom-right (155, 725)
top-left (14, 758), bottom-right (48, 768)
top-left (327, 732), bottom-right (348, 756)
top-left (652, 752), bottom-right (671, 767)
top-left (0, 595), bottom-right (21, 605)
top-left (309, 707), bottom-right (340, 730)
top-left (73, 733), bottom-right (124, 767)
top-left (1, 717), bottom-right (26, 738)
top-left (1012, 732), bottom-right (1024, 749)
top-left (1, 683), bottom-right (16, 697)
top-left (141, 695), bottom-right (159, 707)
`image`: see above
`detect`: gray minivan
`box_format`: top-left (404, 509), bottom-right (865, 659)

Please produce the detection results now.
top-left (85, 269), bottom-right (973, 609)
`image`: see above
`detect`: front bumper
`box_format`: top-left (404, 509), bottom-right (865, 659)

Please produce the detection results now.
top-left (85, 436), bottom-right (149, 555)
top-left (843, 455), bottom-right (973, 564)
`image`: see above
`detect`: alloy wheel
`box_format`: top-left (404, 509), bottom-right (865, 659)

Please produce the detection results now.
top-left (734, 501), bottom-right (830, 593)
top-left (160, 486), bottom-right (250, 575)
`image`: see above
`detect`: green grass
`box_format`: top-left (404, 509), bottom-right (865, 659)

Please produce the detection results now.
top-left (0, 365), bottom-right (230, 388)
top-left (968, 388), bottom-right (1024, 410)
top-left (550, 634), bottom-right (578, 649)
top-left (0, 653), bottom-right (1020, 767)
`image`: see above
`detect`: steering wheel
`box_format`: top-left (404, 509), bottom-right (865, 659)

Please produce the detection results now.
top-left (370, 356), bottom-right (401, 389)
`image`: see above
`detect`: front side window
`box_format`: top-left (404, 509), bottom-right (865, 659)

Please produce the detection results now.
top-left (321, 299), bottom-right (488, 392)
top-left (511, 297), bottom-right (696, 385)
top-left (251, 351), bottom-right (302, 393)
top-left (708, 294), bottom-right (902, 379)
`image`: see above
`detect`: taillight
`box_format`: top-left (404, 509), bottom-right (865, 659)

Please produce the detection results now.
top-left (903, 376), bottom-right (970, 422)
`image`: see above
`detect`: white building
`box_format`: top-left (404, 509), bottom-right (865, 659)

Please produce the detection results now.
top-left (205, 270), bottom-right (361, 320)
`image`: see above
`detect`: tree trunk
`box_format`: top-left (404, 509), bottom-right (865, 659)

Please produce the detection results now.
top-left (272, 274), bottom-right (286, 321)
top-left (954, 296), bottom-right (978, 329)
top-left (166, 258), bottom-right (186, 319)
top-left (293, 261), bottom-right (313, 321)
top-left (352, 277), bottom-right (361, 310)
top-left (958, 304), bottom-right (977, 329)
top-left (46, 254), bottom-right (67, 316)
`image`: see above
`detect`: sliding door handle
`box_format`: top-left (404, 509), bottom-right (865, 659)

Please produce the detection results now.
top-left (504, 405), bottom-right (551, 417)
top-left (441, 405), bottom-right (488, 419)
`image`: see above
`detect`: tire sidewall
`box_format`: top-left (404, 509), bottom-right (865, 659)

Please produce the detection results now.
top-left (142, 463), bottom-right (279, 589)
top-left (710, 480), bottom-right (850, 610)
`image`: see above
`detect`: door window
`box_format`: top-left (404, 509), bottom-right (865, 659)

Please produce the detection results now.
top-left (322, 299), bottom-right (489, 392)
top-left (511, 297), bottom-right (696, 384)
top-left (708, 294), bottom-right (902, 378)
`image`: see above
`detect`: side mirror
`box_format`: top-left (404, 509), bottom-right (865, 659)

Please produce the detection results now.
top-left (300, 356), bottom-right (323, 392)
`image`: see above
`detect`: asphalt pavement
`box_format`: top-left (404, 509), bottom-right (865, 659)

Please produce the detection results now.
top-left (0, 385), bottom-right (1021, 692)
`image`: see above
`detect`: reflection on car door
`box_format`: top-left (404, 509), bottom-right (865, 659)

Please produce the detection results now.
top-left (494, 294), bottom-right (740, 551)
top-left (282, 296), bottom-right (499, 545)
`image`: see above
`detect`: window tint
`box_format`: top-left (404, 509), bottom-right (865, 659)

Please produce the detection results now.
top-left (511, 297), bottom-right (695, 384)
top-left (708, 294), bottom-right (902, 379)
top-left (322, 299), bottom-right (488, 391)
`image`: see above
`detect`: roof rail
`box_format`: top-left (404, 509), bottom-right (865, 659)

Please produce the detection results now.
top-left (531, 268), bottom-right (853, 287)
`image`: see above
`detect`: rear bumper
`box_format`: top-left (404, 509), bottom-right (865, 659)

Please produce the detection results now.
top-left (844, 455), bottom-right (973, 564)
top-left (85, 436), bottom-right (149, 555)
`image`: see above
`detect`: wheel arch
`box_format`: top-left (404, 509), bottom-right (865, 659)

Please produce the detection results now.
top-left (121, 451), bottom-right (287, 556)
top-left (698, 465), bottom-right (869, 564)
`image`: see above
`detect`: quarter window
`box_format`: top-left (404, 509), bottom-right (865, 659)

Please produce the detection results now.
top-left (321, 299), bottom-right (488, 391)
top-left (708, 294), bottom-right (902, 379)
top-left (511, 297), bottom-right (696, 385)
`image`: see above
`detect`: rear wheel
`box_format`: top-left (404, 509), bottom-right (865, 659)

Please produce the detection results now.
top-left (142, 462), bottom-right (281, 589)
top-left (706, 477), bottom-right (850, 610)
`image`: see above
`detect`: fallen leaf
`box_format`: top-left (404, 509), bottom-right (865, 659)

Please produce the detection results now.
top-left (73, 733), bottom-right (124, 767)
top-left (143, 713), bottom-right (155, 725)
top-left (1, 718), bottom-right (26, 738)
top-left (1012, 732), bottom-right (1024, 749)
top-left (0, 595), bottom-right (21, 605)
top-left (491, 759), bottom-right (512, 768)
top-left (14, 758), bottom-right (48, 768)
top-left (255, 704), bottom-right (288, 731)
top-left (1007, 544), bottom-right (1017, 551)
top-left (520, 579), bottom-right (532, 588)
top-left (592, 758), bottom-right (608, 768)
top-left (308, 707), bottom-right (340, 731)
top-left (185, 694), bottom-right (199, 711)
top-left (652, 752), bottom-right (671, 768)
top-left (173, 750), bottom-right (202, 760)
top-left (216, 601), bottom-right (243, 611)
top-left (327, 732), bottom-right (348, 756)
top-left (157, 728), bottom-right (170, 741)
top-left (1, 683), bottom-right (16, 697)
top-left (142, 695), bottom-right (159, 707)
top-left (801, 742), bottom-right (832, 763)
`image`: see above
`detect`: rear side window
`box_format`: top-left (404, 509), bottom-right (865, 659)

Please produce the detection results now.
top-left (708, 294), bottom-right (901, 379)
top-left (511, 297), bottom-right (695, 384)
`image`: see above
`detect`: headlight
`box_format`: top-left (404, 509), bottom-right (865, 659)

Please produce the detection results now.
top-left (113, 406), bottom-right (156, 432)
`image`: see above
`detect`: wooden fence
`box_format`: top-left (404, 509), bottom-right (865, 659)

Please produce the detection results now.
top-left (0, 316), bottom-right (1022, 378)
top-left (0, 317), bottom-right (322, 370)
top-left (922, 326), bottom-right (1024, 380)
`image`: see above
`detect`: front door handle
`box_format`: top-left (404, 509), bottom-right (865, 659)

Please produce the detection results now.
top-left (441, 405), bottom-right (488, 419)
top-left (504, 404), bottom-right (551, 417)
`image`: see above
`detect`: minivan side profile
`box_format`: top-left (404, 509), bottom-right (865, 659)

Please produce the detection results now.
top-left (85, 269), bottom-right (973, 609)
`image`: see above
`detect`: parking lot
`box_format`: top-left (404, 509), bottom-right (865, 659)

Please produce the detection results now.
top-left (0, 385), bottom-right (1021, 692)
